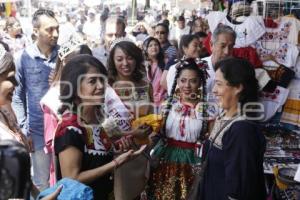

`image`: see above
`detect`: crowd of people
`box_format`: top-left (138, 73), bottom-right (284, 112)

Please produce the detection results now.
top-left (1, 2), bottom-right (287, 199)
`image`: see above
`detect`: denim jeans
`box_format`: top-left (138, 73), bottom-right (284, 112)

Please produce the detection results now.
top-left (31, 149), bottom-right (51, 191)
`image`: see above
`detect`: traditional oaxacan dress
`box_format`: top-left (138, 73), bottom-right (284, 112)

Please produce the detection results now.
top-left (147, 99), bottom-right (213, 200)
top-left (54, 111), bottom-right (114, 200)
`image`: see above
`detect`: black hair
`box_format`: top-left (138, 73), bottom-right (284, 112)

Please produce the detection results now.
top-left (178, 34), bottom-right (199, 58)
top-left (52, 44), bottom-right (92, 84)
top-left (178, 15), bottom-right (185, 21)
top-left (0, 50), bottom-right (15, 75)
top-left (107, 41), bottom-right (145, 84)
top-left (32, 9), bottom-right (56, 28)
top-left (162, 58), bottom-right (208, 139)
top-left (59, 55), bottom-right (107, 114)
top-left (214, 57), bottom-right (259, 117)
top-left (194, 31), bottom-right (207, 38)
top-left (142, 37), bottom-right (165, 71)
top-left (155, 22), bottom-right (169, 34)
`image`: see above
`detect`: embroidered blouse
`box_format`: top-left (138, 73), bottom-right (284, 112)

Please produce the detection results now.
top-left (165, 99), bottom-right (215, 143)
top-left (206, 12), bottom-right (266, 48)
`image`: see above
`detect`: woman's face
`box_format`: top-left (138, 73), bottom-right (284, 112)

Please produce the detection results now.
top-left (79, 67), bottom-right (106, 104)
top-left (177, 69), bottom-right (200, 101)
top-left (193, 19), bottom-right (203, 33)
top-left (113, 47), bottom-right (136, 79)
top-left (0, 69), bottom-right (16, 105)
top-left (212, 69), bottom-right (241, 110)
top-left (183, 38), bottom-right (200, 59)
top-left (8, 22), bottom-right (22, 37)
top-left (147, 40), bottom-right (160, 59)
top-left (154, 25), bottom-right (168, 45)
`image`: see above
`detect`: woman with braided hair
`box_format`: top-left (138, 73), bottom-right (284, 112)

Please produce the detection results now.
top-left (147, 58), bottom-right (213, 200)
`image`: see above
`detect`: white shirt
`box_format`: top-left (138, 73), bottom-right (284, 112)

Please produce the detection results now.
top-left (169, 26), bottom-right (190, 42)
top-left (206, 11), bottom-right (266, 48)
top-left (83, 19), bottom-right (101, 40)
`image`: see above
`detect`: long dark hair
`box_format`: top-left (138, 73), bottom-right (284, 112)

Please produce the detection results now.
top-left (162, 58), bottom-right (209, 139)
top-left (215, 57), bottom-right (259, 117)
top-left (0, 51), bottom-right (15, 75)
top-left (59, 55), bottom-right (107, 114)
top-left (142, 37), bottom-right (165, 71)
top-left (52, 44), bottom-right (92, 84)
top-left (107, 41), bottom-right (145, 84)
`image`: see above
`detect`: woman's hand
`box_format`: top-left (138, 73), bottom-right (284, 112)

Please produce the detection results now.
top-left (114, 145), bottom-right (147, 167)
top-left (41, 185), bottom-right (63, 200)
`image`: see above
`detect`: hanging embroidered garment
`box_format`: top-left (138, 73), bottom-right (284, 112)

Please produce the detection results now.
top-left (259, 16), bottom-right (300, 46)
top-left (206, 11), bottom-right (266, 48)
top-left (259, 86), bottom-right (289, 122)
top-left (280, 79), bottom-right (300, 129)
top-left (253, 41), bottom-right (299, 69)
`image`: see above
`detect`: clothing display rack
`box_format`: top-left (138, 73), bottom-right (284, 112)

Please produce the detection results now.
top-left (255, 0), bottom-right (300, 19)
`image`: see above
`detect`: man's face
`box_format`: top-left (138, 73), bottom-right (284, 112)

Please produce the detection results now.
top-left (211, 33), bottom-right (235, 65)
top-left (116, 22), bottom-right (125, 37)
top-left (105, 22), bottom-right (125, 49)
top-left (35, 15), bottom-right (59, 48)
top-left (178, 20), bottom-right (185, 29)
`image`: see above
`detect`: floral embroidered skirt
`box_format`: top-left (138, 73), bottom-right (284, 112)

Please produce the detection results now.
top-left (147, 142), bottom-right (200, 200)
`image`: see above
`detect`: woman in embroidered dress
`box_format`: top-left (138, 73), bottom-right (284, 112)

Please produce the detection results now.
top-left (143, 37), bottom-right (167, 106)
top-left (201, 58), bottom-right (266, 200)
top-left (40, 36), bottom-right (92, 186)
top-left (0, 44), bottom-right (28, 146)
top-left (54, 54), bottom-right (146, 200)
top-left (166, 34), bottom-right (202, 95)
top-left (147, 58), bottom-right (210, 200)
top-left (107, 39), bottom-right (153, 200)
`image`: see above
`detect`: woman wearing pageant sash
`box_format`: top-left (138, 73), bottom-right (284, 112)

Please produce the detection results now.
top-left (107, 38), bottom-right (153, 200)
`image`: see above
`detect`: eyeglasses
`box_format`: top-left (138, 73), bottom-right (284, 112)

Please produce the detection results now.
top-left (155, 31), bottom-right (166, 35)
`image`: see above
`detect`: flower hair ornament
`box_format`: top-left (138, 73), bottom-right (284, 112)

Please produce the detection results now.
top-left (58, 34), bottom-right (84, 60)
top-left (0, 44), bottom-right (6, 62)
top-left (109, 37), bottom-right (134, 51)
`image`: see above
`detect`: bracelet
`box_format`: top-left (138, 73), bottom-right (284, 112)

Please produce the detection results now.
top-left (112, 159), bottom-right (119, 169)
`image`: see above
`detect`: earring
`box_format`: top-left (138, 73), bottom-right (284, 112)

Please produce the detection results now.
top-left (197, 87), bottom-right (202, 99)
top-left (173, 88), bottom-right (180, 99)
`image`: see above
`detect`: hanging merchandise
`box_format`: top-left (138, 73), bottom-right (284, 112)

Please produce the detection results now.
top-left (281, 79), bottom-right (300, 129)
top-left (206, 11), bottom-right (266, 48)
top-left (259, 85), bottom-right (289, 122)
top-left (254, 41), bottom-right (299, 69)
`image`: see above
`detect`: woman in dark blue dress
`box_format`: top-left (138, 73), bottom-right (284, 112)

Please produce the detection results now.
top-left (201, 57), bottom-right (266, 200)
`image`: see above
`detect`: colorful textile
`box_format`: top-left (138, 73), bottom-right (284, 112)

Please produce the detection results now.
top-left (37, 178), bottom-right (93, 200)
top-left (54, 112), bottom-right (113, 199)
top-left (147, 142), bottom-right (200, 200)
top-left (206, 12), bottom-right (266, 48)
top-left (281, 79), bottom-right (300, 128)
top-left (233, 46), bottom-right (263, 68)
top-left (147, 100), bottom-right (209, 199)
